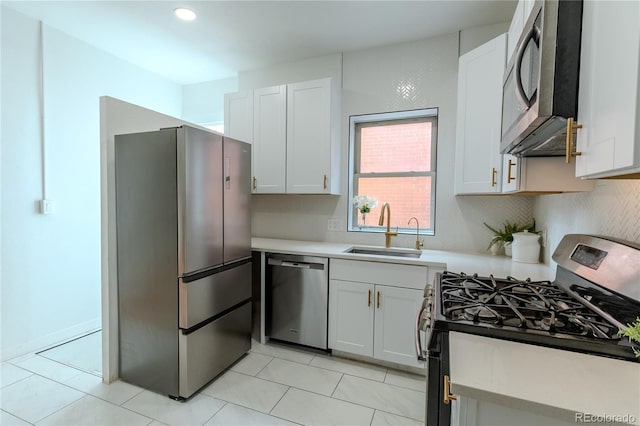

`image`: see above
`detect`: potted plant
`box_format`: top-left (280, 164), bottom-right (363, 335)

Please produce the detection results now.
top-left (484, 220), bottom-right (536, 256)
top-left (352, 195), bottom-right (378, 228)
top-left (619, 317), bottom-right (640, 358)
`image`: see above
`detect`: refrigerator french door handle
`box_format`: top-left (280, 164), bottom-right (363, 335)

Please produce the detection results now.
top-left (224, 157), bottom-right (231, 189)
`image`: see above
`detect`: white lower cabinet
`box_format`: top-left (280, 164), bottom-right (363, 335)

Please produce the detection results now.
top-left (372, 285), bottom-right (424, 366)
top-left (328, 259), bottom-right (426, 368)
top-left (329, 280), bottom-right (374, 357)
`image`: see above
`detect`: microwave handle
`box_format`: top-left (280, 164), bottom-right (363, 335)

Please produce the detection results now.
top-left (514, 24), bottom-right (541, 108)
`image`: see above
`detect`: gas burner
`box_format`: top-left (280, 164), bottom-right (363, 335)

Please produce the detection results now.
top-left (539, 315), bottom-right (565, 331)
top-left (463, 305), bottom-right (500, 322)
top-left (439, 271), bottom-right (623, 340)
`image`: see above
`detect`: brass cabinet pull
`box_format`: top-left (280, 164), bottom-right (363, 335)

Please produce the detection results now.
top-left (443, 375), bottom-right (458, 404)
top-left (323, 174), bottom-right (328, 189)
top-left (565, 117), bottom-right (583, 164)
top-left (252, 176), bottom-right (257, 190)
top-left (368, 289), bottom-right (371, 307)
top-left (377, 291), bottom-right (381, 309)
top-left (507, 160), bottom-right (516, 183)
top-left (491, 167), bottom-right (497, 187)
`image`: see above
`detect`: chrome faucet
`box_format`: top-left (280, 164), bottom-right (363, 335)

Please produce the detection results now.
top-left (378, 202), bottom-right (397, 248)
top-left (408, 217), bottom-right (424, 250)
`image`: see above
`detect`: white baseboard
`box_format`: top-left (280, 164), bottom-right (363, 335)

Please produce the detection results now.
top-left (0, 317), bottom-right (101, 361)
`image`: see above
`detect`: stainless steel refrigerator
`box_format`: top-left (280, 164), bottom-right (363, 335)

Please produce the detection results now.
top-left (115, 125), bottom-right (251, 400)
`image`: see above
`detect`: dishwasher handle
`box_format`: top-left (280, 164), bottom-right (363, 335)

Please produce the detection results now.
top-left (267, 257), bottom-right (325, 270)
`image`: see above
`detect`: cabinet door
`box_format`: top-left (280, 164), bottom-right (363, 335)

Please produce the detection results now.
top-left (507, 0), bottom-right (524, 63)
top-left (373, 285), bottom-right (424, 367)
top-left (224, 91), bottom-right (253, 144)
top-left (576, 0), bottom-right (640, 178)
top-left (501, 154), bottom-right (519, 192)
top-left (454, 34), bottom-right (507, 195)
top-left (328, 279), bottom-right (374, 357)
top-left (286, 78), bottom-right (332, 194)
top-left (253, 85), bottom-right (287, 193)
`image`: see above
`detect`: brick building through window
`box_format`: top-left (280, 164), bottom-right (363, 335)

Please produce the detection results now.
top-left (349, 109), bottom-right (437, 234)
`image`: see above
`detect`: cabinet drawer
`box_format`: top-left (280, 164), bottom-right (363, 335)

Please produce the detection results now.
top-left (330, 259), bottom-right (427, 290)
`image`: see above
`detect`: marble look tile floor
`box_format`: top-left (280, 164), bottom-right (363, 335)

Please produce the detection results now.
top-left (0, 336), bottom-right (425, 426)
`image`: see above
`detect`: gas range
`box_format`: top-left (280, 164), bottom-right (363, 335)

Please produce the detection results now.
top-left (432, 269), bottom-right (638, 361)
top-left (424, 234), bottom-right (640, 362)
top-left (421, 234), bottom-right (640, 426)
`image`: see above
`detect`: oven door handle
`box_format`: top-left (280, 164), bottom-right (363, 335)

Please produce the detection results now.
top-left (415, 307), bottom-right (427, 361)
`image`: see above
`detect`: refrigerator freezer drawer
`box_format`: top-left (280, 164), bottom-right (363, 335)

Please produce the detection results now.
top-left (179, 261), bottom-right (251, 329)
top-left (178, 301), bottom-right (251, 398)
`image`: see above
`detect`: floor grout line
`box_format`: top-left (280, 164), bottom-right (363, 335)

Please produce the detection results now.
top-left (4, 336), bottom-right (425, 426)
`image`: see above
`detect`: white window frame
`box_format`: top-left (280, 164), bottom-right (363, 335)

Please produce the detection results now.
top-left (348, 108), bottom-right (438, 235)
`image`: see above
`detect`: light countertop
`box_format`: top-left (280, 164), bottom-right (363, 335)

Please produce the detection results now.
top-left (449, 331), bottom-right (640, 425)
top-left (252, 237), bottom-right (554, 281)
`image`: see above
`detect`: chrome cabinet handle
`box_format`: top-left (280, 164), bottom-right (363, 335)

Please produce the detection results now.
top-left (491, 167), bottom-right (497, 187)
top-left (252, 176), bottom-right (257, 190)
top-left (323, 174), bottom-right (328, 189)
top-left (565, 117), bottom-right (583, 164)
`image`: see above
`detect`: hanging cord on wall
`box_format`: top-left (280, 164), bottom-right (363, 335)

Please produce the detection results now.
top-left (38, 20), bottom-right (47, 201)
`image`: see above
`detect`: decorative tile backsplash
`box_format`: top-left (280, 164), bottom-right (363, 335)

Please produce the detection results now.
top-left (535, 180), bottom-right (640, 263)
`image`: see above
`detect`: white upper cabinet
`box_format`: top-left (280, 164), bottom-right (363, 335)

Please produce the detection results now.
top-left (454, 33), bottom-right (507, 195)
top-left (224, 78), bottom-right (340, 194)
top-left (506, 0), bottom-right (524, 62)
top-left (224, 91), bottom-right (253, 144)
top-left (286, 78), bottom-right (341, 194)
top-left (507, 0), bottom-right (535, 63)
top-left (575, 0), bottom-right (640, 178)
top-left (253, 85), bottom-right (287, 193)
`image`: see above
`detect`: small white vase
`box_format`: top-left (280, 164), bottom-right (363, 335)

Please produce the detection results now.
top-left (489, 241), bottom-right (503, 256)
top-left (504, 241), bottom-right (512, 257)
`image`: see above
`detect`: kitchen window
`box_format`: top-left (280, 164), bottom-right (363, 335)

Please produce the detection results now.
top-left (348, 108), bottom-right (437, 235)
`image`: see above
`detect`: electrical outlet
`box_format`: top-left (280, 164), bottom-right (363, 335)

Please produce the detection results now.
top-left (540, 228), bottom-right (548, 248)
top-left (40, 199), bottom-right (55, 215)
top-left (327, 218), bottom-right (341, 232)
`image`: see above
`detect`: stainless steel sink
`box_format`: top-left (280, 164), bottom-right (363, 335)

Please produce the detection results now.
top-left (344, 246), bottom-right (422, 258)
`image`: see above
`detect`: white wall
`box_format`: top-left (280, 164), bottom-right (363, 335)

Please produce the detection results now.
top-left (182, 77), bottom-right (238, 126)
top-left (459, 22), bottom-right (510, 56)
top-left (534, 180), bottom-right (640, 265)
top-left (0, 6), bottom-right (183, 360)
top-left (244, 31), bottom-right (534, 253)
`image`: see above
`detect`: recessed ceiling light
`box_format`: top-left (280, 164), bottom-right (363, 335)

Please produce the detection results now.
top-left (174, 8), bottom-right (197, 21)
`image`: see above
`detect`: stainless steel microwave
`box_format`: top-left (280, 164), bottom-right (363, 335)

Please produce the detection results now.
top-left (500, 0), bottom-right (583, 157)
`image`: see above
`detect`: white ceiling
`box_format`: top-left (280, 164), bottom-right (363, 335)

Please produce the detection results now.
top-left (4, 1), bottom-right (516, 85)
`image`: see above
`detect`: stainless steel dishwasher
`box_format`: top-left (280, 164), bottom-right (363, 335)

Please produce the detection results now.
top-left (266, 253), bottom-right (329, 350)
